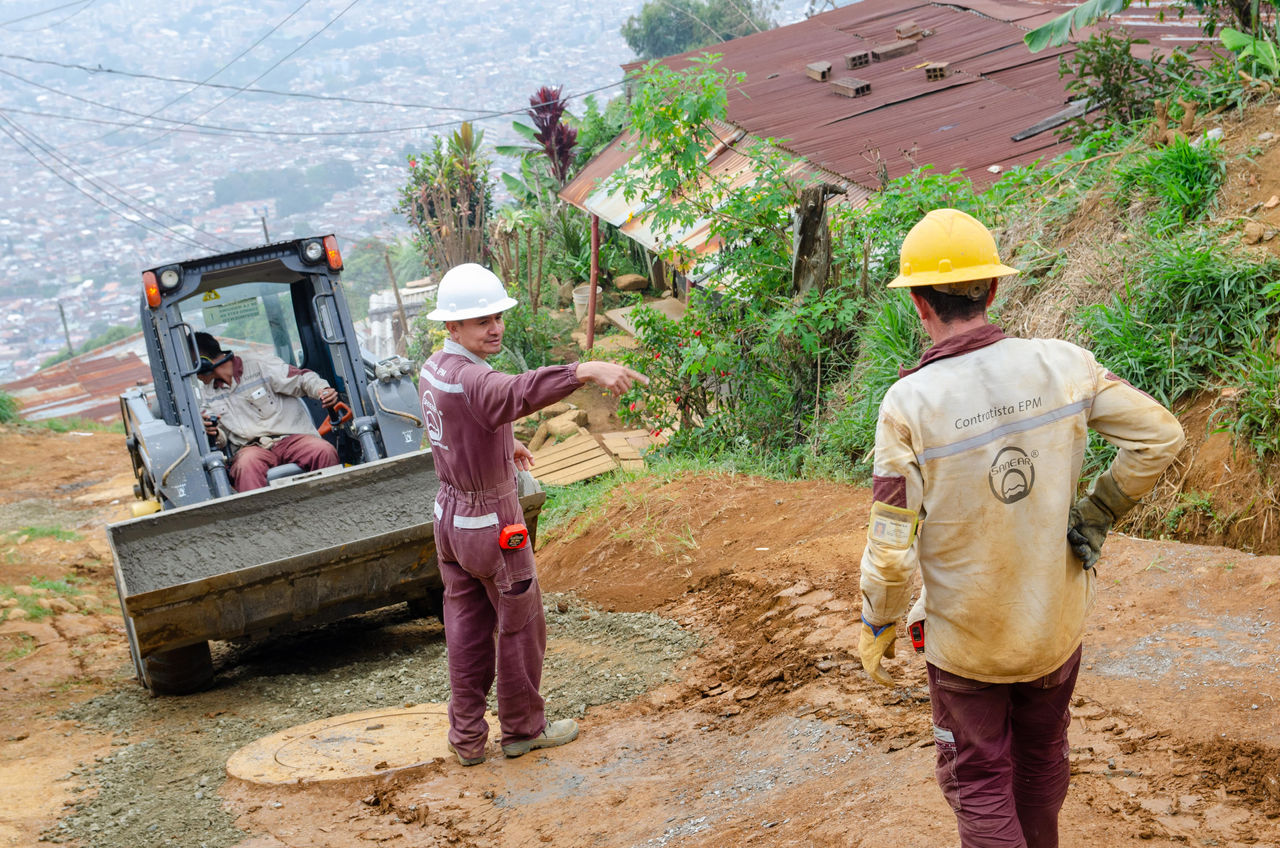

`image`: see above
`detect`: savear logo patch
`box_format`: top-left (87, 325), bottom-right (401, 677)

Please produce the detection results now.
top-left (989, 446), bottom-right (1036, 504)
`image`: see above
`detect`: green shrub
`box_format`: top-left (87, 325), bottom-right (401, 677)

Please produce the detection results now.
top-left (820, 293), bottom-right (926, 468)
top-left (0, 391), bottom-right (17, 424)
top-left (1083, 231), bottom-right (1280, 408)
top-left (1115, 136), bottom-right (1225, 232)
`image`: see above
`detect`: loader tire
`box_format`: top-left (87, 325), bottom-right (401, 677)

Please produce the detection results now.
top-left (142, 641), bottom-right (215, 695)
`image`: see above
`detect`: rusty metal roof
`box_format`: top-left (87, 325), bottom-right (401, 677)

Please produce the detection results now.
top-left (3, 334), bottom-right (152, 424)
top-left (564, 0), bottom-right (1215, 258)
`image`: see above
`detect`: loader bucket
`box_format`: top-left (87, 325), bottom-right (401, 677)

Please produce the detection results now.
top-left (107, 449), bottom-right (546, 692)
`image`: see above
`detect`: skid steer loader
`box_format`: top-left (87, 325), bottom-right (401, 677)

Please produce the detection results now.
top-left (108, 235), bottom-right (545, 694)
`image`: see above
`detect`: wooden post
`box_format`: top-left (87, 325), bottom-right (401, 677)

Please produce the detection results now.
top-left (383, 249), bottom-right (410, 356)
top-left (587, 214), bottom-right (600, 351)
top-left (57, 301), bottom-right (73, 357)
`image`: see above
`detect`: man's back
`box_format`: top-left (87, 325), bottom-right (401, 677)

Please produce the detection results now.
top-left (866, 334), bottom-right (1183, 682)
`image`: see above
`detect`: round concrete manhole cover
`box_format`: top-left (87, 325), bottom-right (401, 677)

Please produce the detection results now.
top-left (227, 703), bottom-right (491, 785)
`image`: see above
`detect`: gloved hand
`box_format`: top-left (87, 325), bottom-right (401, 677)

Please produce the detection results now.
top-left (1068, 469), bottom-right (1139, 570)
top-left (859, 616), bottom-right (898, 687)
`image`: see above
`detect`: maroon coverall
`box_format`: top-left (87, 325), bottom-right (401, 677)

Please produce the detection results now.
top-left (419, 339), bottom-right (583, 760)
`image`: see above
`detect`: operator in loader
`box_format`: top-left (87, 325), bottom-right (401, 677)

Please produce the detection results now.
top-left (856, 209), bottom-right (1184, 847)
top-left (194, 331), bottom-right (341, 492)
top-left (420, 263), bottom-right (647, 767)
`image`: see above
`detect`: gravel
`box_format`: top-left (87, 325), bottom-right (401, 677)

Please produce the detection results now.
top-left (45, 594), bottom-right (697, 847)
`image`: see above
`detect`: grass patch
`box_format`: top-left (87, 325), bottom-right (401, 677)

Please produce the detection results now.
top-left (10, 525), bottom-right (81, 542)
top-left (27, 417), bottom-right (124, 434)
top-left (0, 391), bottom-right (17, 424)
top-left (1, 632), bottom-right (38, 661)
top-left (0, 576), bottom-right (85, 622)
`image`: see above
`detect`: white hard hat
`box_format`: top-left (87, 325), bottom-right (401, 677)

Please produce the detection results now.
top-left (427, 263), bottom-right (518, 321)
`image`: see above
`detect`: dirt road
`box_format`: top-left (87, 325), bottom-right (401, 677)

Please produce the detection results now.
top-left (1, 427), bottom-right (1277, 847)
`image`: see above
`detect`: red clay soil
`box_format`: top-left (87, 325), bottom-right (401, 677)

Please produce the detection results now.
top-left (2, 425), bottom-right (1278, 848)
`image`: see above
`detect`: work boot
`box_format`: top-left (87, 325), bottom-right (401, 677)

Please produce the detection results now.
top-left (447, 741), bottom-right (486, 767)
top-left (501, 719), bottom-right (579, 758)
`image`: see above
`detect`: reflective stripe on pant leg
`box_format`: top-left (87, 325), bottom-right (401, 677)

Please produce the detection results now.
top-left (439, 556), bottom-right (496, 760)
top-left (1010, 645), bottom-right (1083, 848)
top-left (495, 576), bottom-right (547, 747)
top-left (928, 663), bottom-right (1027, 848)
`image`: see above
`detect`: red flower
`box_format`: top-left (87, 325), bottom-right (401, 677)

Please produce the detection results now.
top-left (629, 402), bottom-right (636, 411)
top-left (654, 352), bottom-right (661, 360)
top-left (693, 330), bottom-right (701, 337)
top-left (409, 158), bottom-right (417, 168)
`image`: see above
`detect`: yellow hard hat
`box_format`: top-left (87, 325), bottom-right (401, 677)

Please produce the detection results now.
top-left (888, 208), bottom-right (1020, 288)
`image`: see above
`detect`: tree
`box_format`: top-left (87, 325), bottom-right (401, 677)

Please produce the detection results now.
top-left (622, 0), bottom-right (778, 61)
top-left (398, 122), bottom-right (493, 271)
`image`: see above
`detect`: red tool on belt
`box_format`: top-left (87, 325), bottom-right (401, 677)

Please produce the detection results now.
top-left (909, 620), bottom-right (925, 654)
top-left (499, 523), bottom-right (529, 550)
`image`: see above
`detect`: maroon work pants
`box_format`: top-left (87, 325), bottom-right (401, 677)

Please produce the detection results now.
top-left (435, 484), bottom-right (548, 760)
top-left (928, 645), bottom-right (1082, 848)
top-left (228, 433), bottom-right (339, 492)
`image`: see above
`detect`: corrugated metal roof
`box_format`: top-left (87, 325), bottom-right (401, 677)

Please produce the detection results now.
top-left (2, 333), bottom-right (152, 424)
top-left (565, 0), bottom-right (1213, 261)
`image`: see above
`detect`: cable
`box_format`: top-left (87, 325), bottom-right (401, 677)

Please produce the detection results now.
top-left (0, 0), bottom-right (90, 28)
top-left (0, 52), bottom-right (515, 114)
top-left (0, 68), bottom-right (626, 137)
top-left (90, 0), bottom-right (315, 147)
top-left (99, 0), bottom-right (365, 162)
top-left (0, 111), bottom-right (232, 252)
top-left (9, 0), bottom-right (95, 32)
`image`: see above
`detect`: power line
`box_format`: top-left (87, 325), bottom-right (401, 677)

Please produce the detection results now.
top-left (0, 111), bottom-right (235, 253)
top-left (0, 0), bottom-right (91, 28)
top-left (89, 0), bottom-right (315, 147)
top-left (8, 0), bottom-right (96, 32)
top-left (0, 52), bottom-right (512, 114)
top-left (99, 0), bottom-right (365, 163)
top-left (0, 67), bottom-right (626, 138)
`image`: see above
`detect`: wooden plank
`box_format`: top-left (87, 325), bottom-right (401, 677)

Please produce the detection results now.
top-left (537, 455), bottom-right (620, 486)
top-left (530, 432), bottom-right (599, 463)
top-left (536, 451), bottom-right (613, 477)
top-left (604, 298), bottom-right (687, 337)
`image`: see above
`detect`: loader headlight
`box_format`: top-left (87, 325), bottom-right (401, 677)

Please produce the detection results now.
top-left (158, 266), bottom-right (181, 291)
top-left (301, 240), bottom-right (325, 263)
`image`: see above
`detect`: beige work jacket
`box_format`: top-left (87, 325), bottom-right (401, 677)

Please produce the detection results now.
top-left (199, 351), bottom-right (331, 449)
top-left (859, 326), bottom-right (1184, 683)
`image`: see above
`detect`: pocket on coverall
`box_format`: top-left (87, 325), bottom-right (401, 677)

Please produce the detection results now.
top-left (498, 577), bottom-right (542, 634)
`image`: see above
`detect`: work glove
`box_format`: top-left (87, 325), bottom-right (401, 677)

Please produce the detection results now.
top-left (859, 616), bottom-right (898, 687)
top-left (1067, 469), bottom-right (1139, 570)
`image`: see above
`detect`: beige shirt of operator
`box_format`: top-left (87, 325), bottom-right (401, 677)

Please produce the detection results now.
top-left (859, 336), bottom-right (1185, 684)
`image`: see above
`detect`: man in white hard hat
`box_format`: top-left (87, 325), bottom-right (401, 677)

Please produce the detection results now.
top-left (420, 263), bottom-right (648, 766)
top-left (856, 209), bottom-right (1184, 847)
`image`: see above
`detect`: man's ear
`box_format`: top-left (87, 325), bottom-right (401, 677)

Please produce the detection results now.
top-left (908, 289), bottom-right (931, 323)
top-left (444, 320), bottom-right (459, 340)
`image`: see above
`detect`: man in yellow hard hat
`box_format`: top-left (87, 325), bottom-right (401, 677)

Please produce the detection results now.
top-left (856, 209), bottom-right (1184, 847)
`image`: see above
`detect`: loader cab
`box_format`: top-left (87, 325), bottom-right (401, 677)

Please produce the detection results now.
top-left (125, 236), bottom-right (424, 510)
